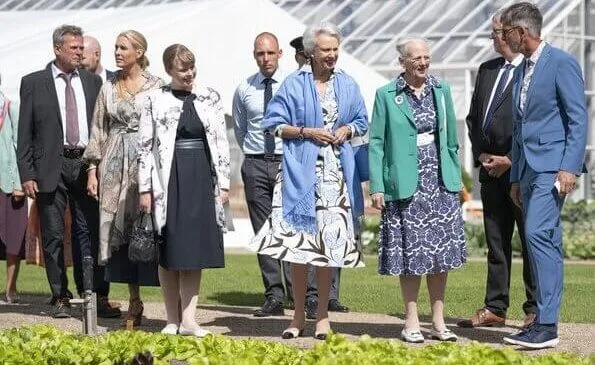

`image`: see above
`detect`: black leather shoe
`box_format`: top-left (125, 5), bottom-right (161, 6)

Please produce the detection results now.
top-left (52, 298), bottom-right (72, 318)
top-left (305, 298), bottom-right (318, 320)
top-left (254, 297), bottom-right (284, 317)
top-left (328, 299), bottom-right (349, 312)
top-left (97, 296), bottom-right (122, 318)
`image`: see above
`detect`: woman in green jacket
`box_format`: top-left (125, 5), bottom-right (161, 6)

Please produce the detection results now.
top-left (368, 38), bottom-right (466, 343)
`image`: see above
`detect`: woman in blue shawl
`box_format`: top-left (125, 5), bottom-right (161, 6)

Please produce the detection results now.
top-left (249, 22), bottom-right (368, 340)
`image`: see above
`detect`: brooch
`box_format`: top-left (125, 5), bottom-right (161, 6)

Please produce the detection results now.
top-left (394, 95), bottom-right (403, 105)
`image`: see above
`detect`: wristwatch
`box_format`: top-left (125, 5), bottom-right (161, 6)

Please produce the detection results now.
top-left (298, 126), bottom-right (305, 140)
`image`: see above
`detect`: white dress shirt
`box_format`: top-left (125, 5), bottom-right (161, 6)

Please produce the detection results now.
top-left (232, 68), bottom-right (286, 155)
top-left (51, 63), bottom-right (89, 147)
top-left (483, 54), bottom-right (524, 125)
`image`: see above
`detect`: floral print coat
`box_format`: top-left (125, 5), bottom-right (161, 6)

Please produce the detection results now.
top-left (137, 85), bottom-right (230, 234)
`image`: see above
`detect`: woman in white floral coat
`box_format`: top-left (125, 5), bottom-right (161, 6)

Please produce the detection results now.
top-left (138, 44), bottom-right (230, 337)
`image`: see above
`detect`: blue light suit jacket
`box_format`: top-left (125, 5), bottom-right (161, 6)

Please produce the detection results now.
top-left (510, 43), bottom-right (588, 182)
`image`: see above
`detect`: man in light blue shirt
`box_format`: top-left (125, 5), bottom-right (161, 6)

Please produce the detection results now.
top-left (232, 32), bottom-right (292, 317)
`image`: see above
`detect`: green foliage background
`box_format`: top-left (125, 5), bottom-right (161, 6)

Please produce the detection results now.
top-left (0, 325), bottom-right (590, 365)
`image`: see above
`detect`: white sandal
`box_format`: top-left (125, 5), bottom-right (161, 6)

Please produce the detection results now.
top-left (400, 329), bottom-right (425, 343)
top-left (430, 327), bottom-right (458, 342)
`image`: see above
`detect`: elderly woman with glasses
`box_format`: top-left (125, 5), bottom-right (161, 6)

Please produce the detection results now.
top-left (250, 22), bottom-right (368, 340)
top-left (368, 37), bottom-right (466, 343)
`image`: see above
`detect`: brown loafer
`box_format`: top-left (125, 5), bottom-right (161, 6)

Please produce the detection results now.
top-left (522, 313), bottom-right (536, 329)
top-left (457, 308), bottom-right (505, 328)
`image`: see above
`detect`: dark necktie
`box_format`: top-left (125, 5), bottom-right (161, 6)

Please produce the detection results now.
top-left (263, 77), bottom-right (275, 154)
top-left (58, 73), bottom-right (80, 146)
top-left (483, 63), bottom-right (513, 134)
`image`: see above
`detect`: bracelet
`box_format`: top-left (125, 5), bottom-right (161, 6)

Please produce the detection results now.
top-left (86, 166), bottom-right (97, 172)
top-left (298, 126), bottom-right (305, 140)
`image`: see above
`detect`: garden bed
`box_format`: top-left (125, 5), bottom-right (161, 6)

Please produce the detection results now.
top-left (0, 325), bottom-right (591, 365)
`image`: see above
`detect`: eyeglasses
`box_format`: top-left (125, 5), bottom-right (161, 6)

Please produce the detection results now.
top-left (502, 26), bottom-right (520, 37)
top-left (490, 28), bottom-right (503, 39)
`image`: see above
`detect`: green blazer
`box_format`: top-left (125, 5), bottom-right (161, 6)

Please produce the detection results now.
top-left (368, 77), bottom-right (462, 201)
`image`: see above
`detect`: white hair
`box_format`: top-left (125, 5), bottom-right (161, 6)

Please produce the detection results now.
top-left (395, 37), bottom-right (429, 58)
top-left (302, 22), bottom-right (341, 56)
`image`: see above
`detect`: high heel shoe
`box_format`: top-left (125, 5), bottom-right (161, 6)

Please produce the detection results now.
top-left (281, 327), bottom-right (304, 339)
top-left (123, 299), bottom-right (144, 328)
top-left (178, 324), bottom-right (212, 338)
top-left (314, 332), bottom-right (329, 340)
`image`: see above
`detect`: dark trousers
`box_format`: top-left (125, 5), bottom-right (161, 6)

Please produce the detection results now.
top-left (480, 170), bottom-right (536, 316)
top-left (36, 157), bottom-right (109, 299)
top-left (306, 266), bottom-right (341, 301)
top-left (242, 155), bottom-right (293, 302)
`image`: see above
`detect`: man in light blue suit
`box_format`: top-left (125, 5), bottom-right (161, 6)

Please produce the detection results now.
top-left (500, 2), bottom-right (588, 349)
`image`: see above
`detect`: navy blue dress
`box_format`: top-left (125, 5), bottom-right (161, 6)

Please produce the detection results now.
top-left (378, 75), bottom-right (466, 276)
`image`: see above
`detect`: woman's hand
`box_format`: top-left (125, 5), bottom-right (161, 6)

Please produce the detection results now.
top-left (87, 170), bottom-right (99, 200)
top-left (333, 125), bottom-right (352, 145)
top-left (371, 193), bottom-right (385, 210)
top-left (219, 189), bottom-right (230, 205)
top-left (11, 189), bottom-right (25, 202)
top-left (139, 192), bottom-right (153, 213)
top-left (305, 127), bottom-right (335, 146)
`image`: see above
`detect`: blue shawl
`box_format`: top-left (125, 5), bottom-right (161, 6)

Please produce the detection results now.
top-left (263, 67), bottom-right (368, 234)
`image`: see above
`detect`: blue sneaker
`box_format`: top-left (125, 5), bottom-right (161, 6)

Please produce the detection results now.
top-left (503, 324), bottom-right (558, 349)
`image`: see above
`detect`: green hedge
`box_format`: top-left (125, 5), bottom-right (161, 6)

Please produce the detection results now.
top-left (362, 200), bottom-right (595, 260)
top-left (0, 325), bottom-right (590, 365)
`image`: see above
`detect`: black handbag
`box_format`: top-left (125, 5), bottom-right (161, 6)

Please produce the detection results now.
top-left (128, 212), bottom-right (162, 263)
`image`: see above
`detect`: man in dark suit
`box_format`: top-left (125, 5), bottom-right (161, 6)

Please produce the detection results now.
top-left (81, 35), bottom-right (115, 83)
top-left (17, 25), bottom-right (119, 318)
top-left (458, 10), bottom-right (536, 330)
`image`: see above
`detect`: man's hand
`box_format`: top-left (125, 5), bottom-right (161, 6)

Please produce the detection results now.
top-left (371, 192), bottom-right (385, 210)
top-left (305, 128), bottom-right (335, 146)
top-left (483, 155), bottom-right (512, 178)
top-left (87, 170), bottom-right (99, 200)
top-left (11, 189), bottom-right (26, 202)
top-left (333, 126), bottom-right (352, 145)
top-left (510, 182), bottom-right (522, 209)
top-left (22, 180), bottom-right (38, 200)
top-left (478, 152), bottom-right (492, 164)
top-left (139, 192), bottom-right (152, 213)
top-left (556, 170), bottom-right (577, 196)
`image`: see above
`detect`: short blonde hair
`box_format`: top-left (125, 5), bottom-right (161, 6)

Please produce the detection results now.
top-left (117, 30), bottom-right (149, 70)
top-left (162, 44), bottom-right (195, 73)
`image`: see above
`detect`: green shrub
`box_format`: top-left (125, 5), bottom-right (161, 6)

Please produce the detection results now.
top-left (0, 325), bottom-right (589, 365)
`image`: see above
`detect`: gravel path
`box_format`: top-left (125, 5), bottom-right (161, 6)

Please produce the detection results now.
top-left (1, 295), bottom-right (593, 357)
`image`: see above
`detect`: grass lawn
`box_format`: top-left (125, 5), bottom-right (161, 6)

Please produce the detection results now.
top-left (2, 254), bottom-right (593, 323)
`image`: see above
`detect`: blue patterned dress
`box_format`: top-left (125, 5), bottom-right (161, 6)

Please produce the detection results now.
top-left (378, 75), bottom-right (466, 276)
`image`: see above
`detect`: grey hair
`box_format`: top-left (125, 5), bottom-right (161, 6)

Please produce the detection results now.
top-left (302, 22), bottom-right (341, 56)
top-left (501, 2), bottom-right (542, 37)
top-left (395, 37), bottom-right (428, 58)
top-left (492, 7), bottom-right (505, 22)
top-left (53, 24), bottom-right (83, 46)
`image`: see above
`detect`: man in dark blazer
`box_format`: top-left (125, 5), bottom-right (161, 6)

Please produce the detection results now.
top-left (458, 11), bottom-right (536, 329)
top-left (17, 25), bottom-right (119, 319)
top-left (82, 35), bottom-right (115, 83)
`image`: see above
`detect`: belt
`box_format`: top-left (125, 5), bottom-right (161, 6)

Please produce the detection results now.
top-left (63, 147), bottom-right (85, 159)
top-left (109, 128), bottom-right (137, 136)
top-left (417, 132), bottom-right (435, 146)
top-left (175, 138), bottom-right (205, 149)
top-left (245, 153), bottom-right (282, 161)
